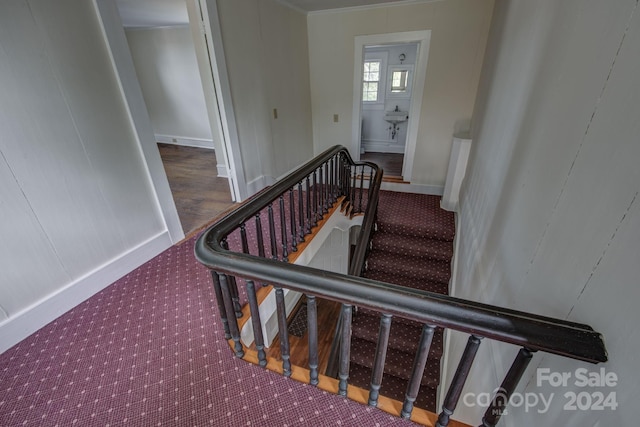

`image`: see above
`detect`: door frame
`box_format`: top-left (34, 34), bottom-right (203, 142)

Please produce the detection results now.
top-left (351, 31), bottom-right (431, 181)
top-left (94, 0), bottom-right (248, 243)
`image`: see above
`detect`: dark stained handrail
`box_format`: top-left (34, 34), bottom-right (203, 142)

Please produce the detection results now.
top-left (195, 145), bottom-right (607, 365)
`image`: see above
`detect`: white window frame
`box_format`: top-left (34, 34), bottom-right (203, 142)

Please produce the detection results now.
top-left (362, 51), bottom-right (387, 108)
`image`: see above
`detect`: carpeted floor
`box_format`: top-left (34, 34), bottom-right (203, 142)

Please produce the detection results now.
top-left (0, 234), bottom-right (418, 426)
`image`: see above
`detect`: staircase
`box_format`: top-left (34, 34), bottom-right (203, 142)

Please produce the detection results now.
top-left (349, 190), bottom-right (455, 412)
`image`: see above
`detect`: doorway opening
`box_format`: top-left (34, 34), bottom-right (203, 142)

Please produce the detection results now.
top-left (352, 31), bottom-right (431, 182)
top-left (113, 0), bottom-right (238, 237)
top-left (359, 43), bottom-right (417, 178)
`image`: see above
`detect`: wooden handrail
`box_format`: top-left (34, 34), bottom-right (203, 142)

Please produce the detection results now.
top-left (195, 145), bottom-right (607, 424)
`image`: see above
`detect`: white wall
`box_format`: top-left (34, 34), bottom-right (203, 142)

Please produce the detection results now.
top-left (0, 0), bottom-right (172, 353)
top-left (307, 0), bottom-right (494, 187)
top-left (126, 26), bottom-right (214, 147)
top-left (452, 0), bottom-right (640, 425)
top-left (215, 0), bottom-right (314, 194)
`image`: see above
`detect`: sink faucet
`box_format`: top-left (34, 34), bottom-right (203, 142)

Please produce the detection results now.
top-left (394, 105), bottom-right (399, 112)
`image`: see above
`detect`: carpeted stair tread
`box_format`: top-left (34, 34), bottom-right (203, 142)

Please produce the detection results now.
top-left (366, 251), bottom-right (452, 284)
top-left (362, 270), bottom-right (449, 294)
top-left (350, 337), bottom-right (440, 389)
top-left (371, 232), bottom-right (453, 262)
top-left (376, 191), bottom-right (455, 241)
top-left (348, 362), bottom-right (437, 413)
top-left (362, 270), bottom-right (449, 295)
top-left (351, 311), bottom-right (443, 358)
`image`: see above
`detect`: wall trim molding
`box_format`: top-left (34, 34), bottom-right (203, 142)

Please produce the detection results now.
top-left (0, 231), bottom-right (172, 354)
top-left (306, 0), bottom-right (443, 16)
top-left (380, 182), bottom-right (443, 195)
top-left (246, 175), bottom-right (276, 197)
top-left (361, 141), bottom-right (406, 153)
top-left (155, 134), bottom-right (215, 149)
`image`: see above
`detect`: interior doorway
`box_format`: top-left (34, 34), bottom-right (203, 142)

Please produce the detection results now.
top-left (359, 43), bottom-right (417, 178)
top-left (352, 31), bottom-right (431, 182)
top-left (121, 16), bottom-right (234, 236)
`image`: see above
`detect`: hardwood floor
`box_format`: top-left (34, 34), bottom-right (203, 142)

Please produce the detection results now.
top-left (361, 152), bottom-right (404, 177)
top-left (260, 297), bottom-right (342, 375)
top-left (158, 143), bottom-right (235, 237)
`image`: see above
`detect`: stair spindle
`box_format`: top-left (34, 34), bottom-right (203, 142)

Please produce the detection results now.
top-left (227, 275), bottom-right (243, 318)
top-left (338, 304), bottom-right (353, 396)
top-left (255, 214), bottom-right (266, 258)
top-left (246, 280), bottom-right (267, 367)
top-left (305, 176), bottom-right (312, 234)
top-left (330, 157), bottom-right (336, 203)
top-left (323, 161), bottom-right (329, 213)
top-left (368, 314), bottom-right (392, 407)
top-left (278, 195), bottom-right (288, 261)
top-left (267, 204), bottom-right (278, 260)
top-left (306, 295), bottom-right (319, 386)
top-left (297, 181), bottom-right (305, 242)
top-left (358, 165), bottom-right (364, 213)
top-left (289, 188), bottom-right (297, 252)
top-left (240, 223), bottom-right (249, 254)
top-left (312, 170), bottom-right (319, 227)
top-left (401, 324), bottom-right (436, 418)
top-left (275, 287), bottom-right (292, 377)
top-left (209, 271), bottom-right (230, 339)
top-left (218, 273), bottom-right (244, 358)
top-left (436, 335), bottom-right (483, 427)
top-left (480, 347), bottom-right (535, 427)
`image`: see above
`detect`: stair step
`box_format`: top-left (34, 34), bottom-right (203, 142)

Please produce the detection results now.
top-left (376, 191), bottom-right (455, 242)
top-left (349, 362), bottom-right (437, 413)
top-left (371, 232), bottom-right (453, 262)
top-left (351, 311), bottom-right (443, 357)
top-left (362, 270), bottom-right (449, 294)
top-left (350, 337), bottom-right (440, 389)
top-left (366, 251), bottom-right (452, 284)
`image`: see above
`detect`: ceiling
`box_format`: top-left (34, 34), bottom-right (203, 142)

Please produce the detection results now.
top-left (115, 0), bottom-right (431, 28)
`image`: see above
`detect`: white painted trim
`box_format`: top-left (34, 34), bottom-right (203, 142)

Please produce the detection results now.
top-left (352, 31), bottom-right (431, 183)
top-left (246, 175), bottom-right (276, 197)
top-left (307, 0), bottom-right (444, 16)
top-left (155, 134), bottom-right (215, 149)
top-left (216, 164), bottom-right (228, 178)
top-left (0, 231), bottom-right (172, 354)
top-left (380, 181), bottom-right (443, 195)
top-left (361, 141), bottom-right (406, 153)
top-left (94, 0), bottom-right (184, 243)
top-left (199, 0), bottom-right (248, 201)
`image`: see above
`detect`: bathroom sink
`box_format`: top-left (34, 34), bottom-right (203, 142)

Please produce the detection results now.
top-left (384, 110), bottom-right (409, 124)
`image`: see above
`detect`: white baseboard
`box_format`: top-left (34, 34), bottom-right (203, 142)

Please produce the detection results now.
top-left (247, 175), bottom-right (275, 197)
top-left (362, 140), bottom-right (405, 154)
top-left (156, 134), bottom-right (215, 149)
top-left (0, 231), bottom-right (172, 354)
top-left (217, 164), bottom-right (228, 178)
top-left (380, 182), bottom-right (444, 195)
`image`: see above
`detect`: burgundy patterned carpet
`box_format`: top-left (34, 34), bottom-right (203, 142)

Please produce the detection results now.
top-left (350, 191), bottom-right (455, 413)
top-left (0, 232), bottom-right (418, 426)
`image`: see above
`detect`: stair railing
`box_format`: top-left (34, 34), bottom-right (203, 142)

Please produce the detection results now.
top-left (195, 145), bottom-right (607, 426)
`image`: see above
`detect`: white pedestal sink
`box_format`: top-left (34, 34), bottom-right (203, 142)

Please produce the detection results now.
top-left (384, 110), bottom-right (409, 124)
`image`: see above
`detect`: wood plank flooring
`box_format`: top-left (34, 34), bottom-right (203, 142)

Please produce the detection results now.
top-left (157, 143), bottom-right (235, 236)
top-left (261, 297), bottom-right (342, 375)
top-left (361, 152), bottom-right (404, 177)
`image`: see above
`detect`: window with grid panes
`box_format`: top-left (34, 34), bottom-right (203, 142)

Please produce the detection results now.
top-left (362, 60), bottom-right (381, 102)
